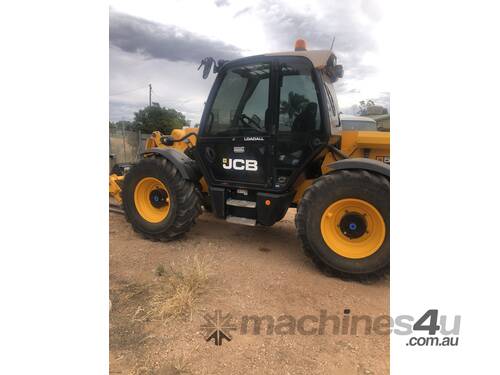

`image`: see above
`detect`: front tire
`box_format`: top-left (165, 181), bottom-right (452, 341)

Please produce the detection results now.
top-left (296, 170), bottom-right (389, 277)
top-left (122, 157), bottom-right (202, 241)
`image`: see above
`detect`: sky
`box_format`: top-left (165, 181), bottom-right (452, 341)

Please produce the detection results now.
top-left (109, 0), bottom-right (390, 124)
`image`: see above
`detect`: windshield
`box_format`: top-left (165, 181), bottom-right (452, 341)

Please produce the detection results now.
top-left (206, 63), bottom-right (270, 136)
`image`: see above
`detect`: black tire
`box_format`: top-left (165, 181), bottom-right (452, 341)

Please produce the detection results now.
top-left (122, 156), bottom-right (202, 241)
top-left (296, 170), bottom-right (389, 278)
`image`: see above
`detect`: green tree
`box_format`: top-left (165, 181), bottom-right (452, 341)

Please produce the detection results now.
top-left (357, 100), bottom-right (388, 116)
top-left (133, 104), bottom-right (188, 134)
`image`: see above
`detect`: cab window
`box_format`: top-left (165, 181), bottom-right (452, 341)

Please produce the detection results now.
top-left (324, 81), bottom-right (340, 127)
top-left (207, 63), bottom-right (270, 136)
top-left (278, 60), bottom-right (321, 133)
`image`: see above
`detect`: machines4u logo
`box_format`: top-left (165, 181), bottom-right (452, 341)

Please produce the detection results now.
top-left (200, 309), bottom-right (460, 347)
top-left (222, 158), bottom-right (258, 171)
top-left (200, 310), bottom-right (237, 346)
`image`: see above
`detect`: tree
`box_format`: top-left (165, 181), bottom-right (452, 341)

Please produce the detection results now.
top-left (133, 104), bottom-right (188, 134)
top-left (357, 100), bottom-right (388, 116)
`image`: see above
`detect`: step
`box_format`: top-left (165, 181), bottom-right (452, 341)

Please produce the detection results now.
top-left (226, 215), bottom-right (256, 226)
top-left (226, 198), bottom-right (257, 208)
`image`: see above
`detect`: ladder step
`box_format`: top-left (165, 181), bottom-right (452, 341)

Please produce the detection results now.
top-left (226, 216), bottom-right (256, 226)
top-left (226, 199), bottom-right (256, 208)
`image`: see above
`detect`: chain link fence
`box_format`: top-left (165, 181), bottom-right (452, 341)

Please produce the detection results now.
top-left (109, 126), bottom-right (149, 170)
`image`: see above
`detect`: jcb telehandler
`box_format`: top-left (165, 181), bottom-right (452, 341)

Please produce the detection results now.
top-left (109, 40), bottom-right (390, 277)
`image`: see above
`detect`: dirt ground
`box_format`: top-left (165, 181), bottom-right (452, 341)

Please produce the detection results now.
top-left (110, 209), bottom-right (389, 375)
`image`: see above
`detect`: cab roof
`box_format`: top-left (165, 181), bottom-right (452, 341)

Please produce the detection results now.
top-left (264, 49), bottom-right (336, 69)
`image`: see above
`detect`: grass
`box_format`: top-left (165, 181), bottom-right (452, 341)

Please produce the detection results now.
top-left (170, 354), bottom-right (191, 374)
top-left (155, 353), bottom-right (192, 375)
top-left (155, 264), bottom-right (167, 277)
top-left (156, 255), bottom-right (212, 322)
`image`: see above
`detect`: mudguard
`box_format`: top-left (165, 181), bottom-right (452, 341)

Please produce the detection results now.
top-left (142, 148), bottom-right (202, 181)
top-left (327, 158), bottom-right (390, 178)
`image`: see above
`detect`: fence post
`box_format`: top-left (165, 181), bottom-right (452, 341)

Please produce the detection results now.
top-left (121, 122), bottom-right (127, 162)
top-left (137, 130), bottom-right (142, 160)
top-left (109, 133), bottom-right (114, 173)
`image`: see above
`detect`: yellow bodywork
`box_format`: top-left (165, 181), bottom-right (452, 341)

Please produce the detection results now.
top-left (292, 130), bottom-right (390, 204)
top-left (145, 128), bottom-right (199, 152)
top-left (110, 128), bottom-right (389, 205)
top-left (109, 174), bottom-right (124, 204)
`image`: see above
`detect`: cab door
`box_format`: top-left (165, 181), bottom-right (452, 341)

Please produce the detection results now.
top-left (272, 56), bottom-right (329, 189)
top-left (197, 60), bottom-right (275, 188)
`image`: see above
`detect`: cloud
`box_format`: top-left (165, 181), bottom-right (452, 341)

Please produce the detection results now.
top-left (255, 0), bottom-right (379, 82)
top-left (214, 0), bottom-right (230, 7)
top-left (234, 6), bottom-right (252, 18)
top-left (373, 92), bottom-right (390, 111)
top-left (109, 2), bottom-right (387, 122)
top-left (109, 10), bottom-right (242, 63)
top-left (361, 0), bottom-right (382, 22)
top-left (109, 47), bottom-right (215, 123)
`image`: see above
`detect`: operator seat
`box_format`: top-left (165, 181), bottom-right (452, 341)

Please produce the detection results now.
top-left (278, 102), bottom-right (318, 168)
top-left (292, 102), bottom-right (317, 132)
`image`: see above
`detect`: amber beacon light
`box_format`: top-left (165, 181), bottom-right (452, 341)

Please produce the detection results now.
top-left (294, 39), bottom-right (307, 51)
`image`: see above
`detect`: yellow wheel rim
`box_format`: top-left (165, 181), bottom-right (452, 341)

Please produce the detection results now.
top-left (320, 198), bottom-right (385, 259)
top-left (133, 177), bottom-right (170, 223)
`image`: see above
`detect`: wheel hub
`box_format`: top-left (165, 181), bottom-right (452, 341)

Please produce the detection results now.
top-left (339, 212), bottom-right (367, 239)
top-left (149, 188), bottom-right (168, 208)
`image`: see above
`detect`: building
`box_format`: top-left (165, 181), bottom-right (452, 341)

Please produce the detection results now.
top-left (368, 114), bottom-right (390, 131)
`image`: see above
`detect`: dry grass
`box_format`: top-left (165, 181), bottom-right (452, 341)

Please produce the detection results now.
top-left (155, 264), bottom-right (167, 277)
top-left (154, 353), bottom-right (192, 375)
top-left (170, 353), bottom-right (192, 374)
top-left (156, 255), bottom-right (212, 322)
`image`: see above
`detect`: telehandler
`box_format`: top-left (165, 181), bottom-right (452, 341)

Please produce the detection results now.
top-left (109, 40), bottom-right (390, 277)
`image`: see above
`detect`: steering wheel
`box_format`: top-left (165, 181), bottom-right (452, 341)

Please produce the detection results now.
top-left (240, 114), bottom-right (264, 132)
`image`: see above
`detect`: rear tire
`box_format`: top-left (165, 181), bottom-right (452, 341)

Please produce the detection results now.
top-left (122, 157), bottom-right (202, 241)
top-left (296, 170), bottom-right (389, 278)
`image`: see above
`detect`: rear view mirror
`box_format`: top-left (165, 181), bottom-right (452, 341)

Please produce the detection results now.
top-left (335, 65), bottom-right (344, 79)
top-left (198, 57), bottom-right (216, 79)
top-left (330, 64), bottom-right (344, 82)
top-left (203, 62), bottom-right (212, 79)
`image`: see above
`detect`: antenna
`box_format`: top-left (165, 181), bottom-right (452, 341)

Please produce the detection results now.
top-left (329, 36), bottom-right (336, 51)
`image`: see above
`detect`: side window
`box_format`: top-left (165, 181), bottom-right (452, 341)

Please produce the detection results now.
top-left (207, 63), bottom-right (270, 136)
top-left (324, 82), bottom-right (340, 127)
top-left (278, 60), bottom-right (321, 133)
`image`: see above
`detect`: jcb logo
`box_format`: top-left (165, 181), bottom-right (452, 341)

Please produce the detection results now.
top-left (222, 158), bottom-right (258, 171)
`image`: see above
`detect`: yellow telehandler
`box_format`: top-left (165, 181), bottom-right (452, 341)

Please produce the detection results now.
top-left (110, 40), bottom-right (390, 277)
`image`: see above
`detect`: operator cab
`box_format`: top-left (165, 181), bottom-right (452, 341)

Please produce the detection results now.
top-left (195, 41), bottom-right (344, 225)
top-left (197, 44), bottom-right (342, 189)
